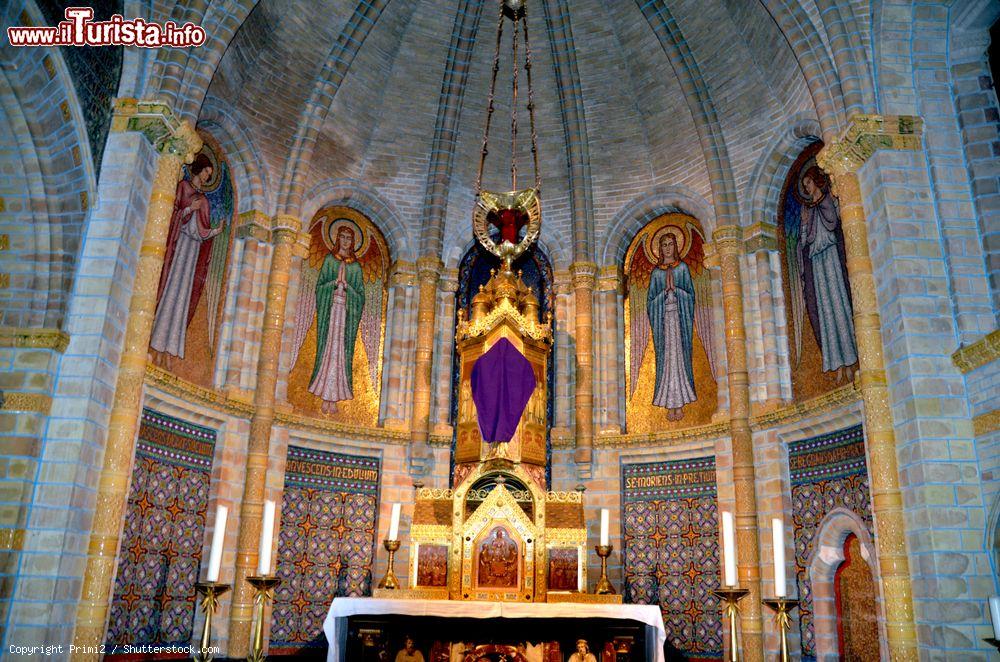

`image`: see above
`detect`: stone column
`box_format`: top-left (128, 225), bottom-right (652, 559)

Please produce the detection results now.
top-left (431, 269), bottom-right (459, 437)
top-left (570, 262), bottom-right (597, 471)
top-left (221, 210), bottom-right (272, 392)
top-left (71, 101), bottom-right (202, 659)
top-left (227, 215), bottom-right (302, 657)
top-left (743, 223), bottom-right (786, 409)
top-left (818, 118), bottom-right (920, 660)
top-left (408, 256), bottom-right (443, 471)
top-left (595, 266), bottom-right (623, 435)
top-left (713, 226), bottom-right (763, 662)
top-left (381, 261), bottom-right (417, 428)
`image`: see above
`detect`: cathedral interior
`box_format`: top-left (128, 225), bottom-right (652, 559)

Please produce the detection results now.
top-left (1, 0), bottom-right (1000, 660)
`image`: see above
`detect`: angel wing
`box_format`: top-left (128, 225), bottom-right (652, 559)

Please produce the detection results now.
top-left (684, 230), bottom-right (719, 381)
top-left (357, 238), bottom-right (387, 390)
top-left (783, 191), bottom-right (805, 367)
top-left (627, 243), bottom-right (656, 398)
top-left (289, 221), bottom-right (329, 370)
top-left (203, 160), bottom-right (234, 349)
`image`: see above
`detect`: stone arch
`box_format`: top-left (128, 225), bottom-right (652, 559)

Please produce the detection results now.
top-left (745, 115), bottom-right (823, 227)
top-left (416, 0), bottom-right (488, 258)
top-left (757, 0), bottom-right (846, 139)
top-left (198, 97), bottom-right (272, 214)
top-left (1, 0), bottom-right (96, 327)
top-left (540, 0), bottom-right (594, 261)
top-left (806, 507), bottom-right (887, 662)
top-left (635, 0), bottom-right (741, 229)
top-left (601, 186), bottom-right (715, 268)
top-left (301, 179), bottom-right (412, 263)
top-left (276, 0), bottom-right (398, 217)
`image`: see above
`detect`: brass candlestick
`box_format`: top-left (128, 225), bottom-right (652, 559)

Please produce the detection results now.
top-left (713, 587), bottom-right (749, 662)
top-left (193, 582), bottom-right (230, 662)
top-left (377, 539), bottom-right (401, 589)
top-left (594, 544), bottom-right (616, 595)
top-left (763, 598), bottom-right (799, 662)
top-left (246, 575), bottom-right (281, 662)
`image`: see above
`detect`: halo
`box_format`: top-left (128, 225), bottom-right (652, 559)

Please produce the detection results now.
top-left (190, 141), bottom-right (224, 193)
top-left (792, 156), bottom-right (822, 204)
top-left (323, 216), bottom-right (368, 255)
top-left (645, 223), bottom-right (690, 263)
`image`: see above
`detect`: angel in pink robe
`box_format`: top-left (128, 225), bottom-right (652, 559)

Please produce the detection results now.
top-left (150, 154), bottom-right (223, 362)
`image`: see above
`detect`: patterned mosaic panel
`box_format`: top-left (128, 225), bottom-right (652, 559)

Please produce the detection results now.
top-left (107, 409), bottom-right (216, 648)
top-left (789, 424), bottom-right (873, 661)
top-left (622, 457), bottom-right (722, 658)
top-left (270, 446), bottom-right (380, 654)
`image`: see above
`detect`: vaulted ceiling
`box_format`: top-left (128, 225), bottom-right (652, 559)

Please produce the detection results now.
top-left (190, 0), bottom-right (864, 266)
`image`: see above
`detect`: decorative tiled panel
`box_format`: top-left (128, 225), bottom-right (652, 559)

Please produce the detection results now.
top-left (622, 457), bottom-right (722, 658)
top-left (788, 424), bottom-right (873, 661)
top-left (270, 446), bottom-right (380, 654)
top-left (107, 409), bottom-right (216, 648)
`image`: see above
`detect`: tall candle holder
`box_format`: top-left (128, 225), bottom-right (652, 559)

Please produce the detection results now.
top-left (594, 544), bottom-right (616, 595)
top-left (193, 582), bottom-right (229, 662)
top-left (246, 575), bottom-right (281, 662)
top-left (713, 587), bottom-right (749, 662)
top-left (762, 598), bottom-right (799, 662)
top-left (377, 539), bottom-right (401, 589)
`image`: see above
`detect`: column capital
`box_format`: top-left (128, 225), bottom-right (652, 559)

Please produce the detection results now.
top-left (235, 210), bottom-right (272, 243)
top-left (439, 268), bottom-right (460, 293)
top-left (110, 98), bottom-right (202, 160)
top-left (416, 256), bottom-right (444, 281)
top-left (712, 225), bottom-right (743, 254)
top-left (595, 265), bottom-right (621, 293)
top-left (743, 222), bottom-right (777, 254)
top-left (390, 260), bottom-right (417, 287)
top-left (570, 261), bottom-right (598, 290)
top-left (817, 114), bottom-right (923, 176)
top-left (271, 214), bottom-right (302, 235)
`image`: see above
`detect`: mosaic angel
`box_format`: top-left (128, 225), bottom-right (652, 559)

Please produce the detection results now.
top-left (784, 161), bottom-right (857, 379)
top-left (150, 146), bottom-right (233, 364)
top-left (628, 221), bottom-right (718, 421)
top-left (290, 214), bottom-right (387, 415)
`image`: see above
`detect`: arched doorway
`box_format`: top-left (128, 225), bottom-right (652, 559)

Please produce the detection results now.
top-left (834, 533), bottom-right (880, 661)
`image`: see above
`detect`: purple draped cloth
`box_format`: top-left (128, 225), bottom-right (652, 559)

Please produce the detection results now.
top-left (471, 338), bottom-right (537, 443)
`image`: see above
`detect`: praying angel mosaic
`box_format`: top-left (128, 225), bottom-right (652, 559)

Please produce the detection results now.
top-left (622, 456), bottom-right (722, 659)
top-left (107, 409), bottom-right (216, 649)
top-left (270, 446), bottom-right (380, 654)
top-left (789, 424), bottom-right (874, 661)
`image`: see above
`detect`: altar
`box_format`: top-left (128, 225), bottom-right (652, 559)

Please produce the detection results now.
top-left (323, 597), bottom-right (667, 662)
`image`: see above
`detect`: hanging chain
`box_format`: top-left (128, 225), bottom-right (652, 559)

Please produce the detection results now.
top-left (510, 15), bottom-right (519, 190)
top-left (475, 0), bottom-right (506, 197)
top-left (521, 12), bottom-right (540, 191)
top-left (475, 0), bottom-right (541, 195)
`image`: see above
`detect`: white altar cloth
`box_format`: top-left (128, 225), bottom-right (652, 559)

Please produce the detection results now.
top-left (323, 597), bottom-right (667, 662)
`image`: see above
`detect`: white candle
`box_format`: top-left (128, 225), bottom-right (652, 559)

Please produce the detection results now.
top-left (206, 505), bottom-right (227, 582)
top-left (577, 547), bottom-right (583, 592)
top-left (388, 503), bottom-right (401, 541)
top-left (772, 518), bottom-right (786, 597)
top-left (257, 500), bottom-right (275, 575)
top-left (600, 509), bottom-right (610, 547)
top-left (721, 511), bottom-right (737, 587)
top-left (990, 596), bottom-right (1000, 639)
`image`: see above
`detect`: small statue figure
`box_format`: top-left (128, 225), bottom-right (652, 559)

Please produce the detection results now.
top-left (566, 639), bottom-right (597, 662)
top-left (395, 636), bottom-right (425, 662)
